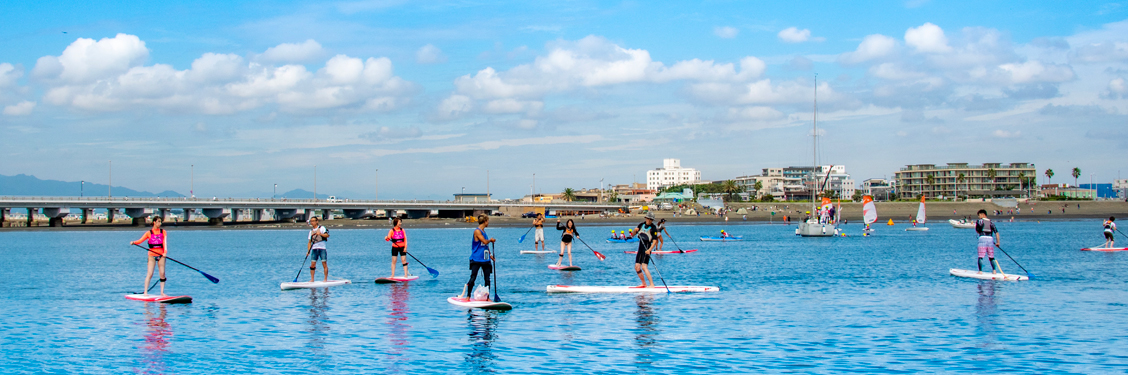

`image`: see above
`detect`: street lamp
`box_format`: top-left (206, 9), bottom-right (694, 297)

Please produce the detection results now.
top-left (80, 180), bottom-right (84, 197)
top-left (274, 184), bottom-right (277, 199)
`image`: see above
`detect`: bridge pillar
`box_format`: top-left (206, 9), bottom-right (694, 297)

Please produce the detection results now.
top-left (342, 209), bottom-right (375, 220)
top-left (107, 208), bottom-right (118, 224)
top-left (43, 207), bottom-right (70, 227)
top-left (252, 209), bottom-right (263, 222)
top-left (81, 208), bottom-right (93, 224)
top-left (405, 209), bottom-right (429, 219)
top-left (321, 209), bottom-right (332, 221)
top-left (230, 209), bottom-right (241, 223)
top-left (202, 208), bottom-right (230, 225)
top-left (182, 208), bottom-right (195, 222)
top-left (125, 208), bottom-right (153, 226)
top-left (158, 208), bottom-right (169, 222)
top-left (275, 209), bottom-right (301, 222)
top-left (27, 208), bottom-right (38, 227)
top-left (0, 208), bottom-right (7, 228)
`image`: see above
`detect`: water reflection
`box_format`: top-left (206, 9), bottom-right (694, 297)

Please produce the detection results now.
top-left (634, 294), bottom-right (659, 367)
top-left (138, 303), bottom-right (171, 375)
top-left (386, 283), bottom-right (411, 373)
top-left (465, 309), bottom-right (501, 373)
top-left (306, 288), bottom-right (331, 353)
top-left (975, 281), bottom-right (999, 350)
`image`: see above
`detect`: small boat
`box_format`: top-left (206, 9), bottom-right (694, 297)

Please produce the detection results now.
top-left (700, 236), bottom-right (743, 241)
top-left (905, 197), bottom-right (929, 232)
top-left (949, 219), bottom-right (975, 229)
top-left (606, 238), bottom-right (638, 243)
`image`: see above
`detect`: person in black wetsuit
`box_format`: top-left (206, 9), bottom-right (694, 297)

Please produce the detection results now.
top-left (630, 213), bottom-right (659, 288)
top-left (555, 219), bottom-right (578, 267)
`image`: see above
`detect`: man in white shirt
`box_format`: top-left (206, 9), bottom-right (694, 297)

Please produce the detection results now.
top-left (306, 216), bottom-right (330, 282)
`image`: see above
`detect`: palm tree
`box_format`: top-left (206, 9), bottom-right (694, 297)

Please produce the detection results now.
top-left (925, 174), bottom-right (935, 198)
top-left (561, 188), bottom-right (576, 202)
top-left (753, 180), bottom-right (764, 200)
top-left (1045, 168), bottom-right (1054, 185)
top-left (607, 190), bottom-right (619, 203)
top-left (1072, 167), bottom-right (1081, 187)
top-left (721, 180), bottom-right (742, 202)
top-left (987, 168), bottom-right (997, 194)
top-left (957, 173), bottom-right (966, 200)
top-left (1018, 172), bottom-right (1026, 198)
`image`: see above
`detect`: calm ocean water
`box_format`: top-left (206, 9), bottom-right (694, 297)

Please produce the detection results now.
top-left (1, 220), bottom-right (1126, 373)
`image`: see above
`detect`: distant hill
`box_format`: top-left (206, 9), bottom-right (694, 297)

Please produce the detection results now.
top-left (0, 174), bottom-right (185, 197)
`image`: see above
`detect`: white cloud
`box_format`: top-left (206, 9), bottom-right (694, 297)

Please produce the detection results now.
top-left (339, 135), bottom-right (603, 158)
top-left (727, 106), bottom-right (784, 121)
top-left (2, 100), bottom-right (35, 116)
top-left (32, 34), bottom-right (415, 114)
top-left (839, 34), bottom-right (897, 64)
top-left (905, 23), bottom-right (952, 53)
top-left (1108, 77), bottom-right (1127, 98)
top-left (992, 129), bottom-right (1021, 138)
top-left (0, 63), bottom-right (22, 87)
top-left (778, 27), bottom-right (811, 43)
top-left (996, 61), bottom-right (1074, 84)
top-left (714, 26), bottom-right (739, 39)
top-left (258, 40), bottom-right (324, 63)
top-left (416, 44), bottom-right (448, 64)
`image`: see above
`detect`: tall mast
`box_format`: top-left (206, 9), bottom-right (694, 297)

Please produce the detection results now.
top-left (812, 74), bottom-right (818, 210)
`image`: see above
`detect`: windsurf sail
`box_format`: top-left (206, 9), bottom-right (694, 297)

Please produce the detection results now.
top-left (916, 196), bottom-right (927, 225)
top-left (862, 195), bottom-right (878, 224)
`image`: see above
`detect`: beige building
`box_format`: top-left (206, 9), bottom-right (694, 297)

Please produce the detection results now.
top-left (894, 163), bottom-right (1037, 199)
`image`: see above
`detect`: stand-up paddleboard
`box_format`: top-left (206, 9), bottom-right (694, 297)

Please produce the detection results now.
top-left (280, 279), bottom-right (352, 290)
top-left (624, 249), bottom-right (698, 254)
top-left (1081, 247), bottom-right (1128, 252)
top-left (606, 238), bottom-right (639, 243)
top-left (374, 276), bottom-right (419, 284)
top-left (447, 296), bottom-right (512, 310)
top-left (520, 250), bottom-right (554, 254)
top-left (949, 268), bottom-right (1027, 281)
top-left (700, 236), bottom-right (742, 241)
top-left (905, 227), bottom-right (929, 231)
top-left (548, 265), bottom-right (581, 271)
top-left (125, 294), bottom-right (193, 303)
top-left (547, 285), bottom-right (718, 293)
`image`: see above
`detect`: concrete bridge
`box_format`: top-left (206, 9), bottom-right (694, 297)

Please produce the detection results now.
top-left (0, 196), bottom-right (620, 227)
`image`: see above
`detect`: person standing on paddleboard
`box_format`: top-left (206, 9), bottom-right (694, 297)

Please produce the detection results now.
top-left (130, 216), bottom-right (169, 296)
top-left (384, 217), bottom-right (410, 278)
top-left (458, 214), bottom-right (496, 300)
top-left (655, 218), bottom-right (667, 251)
top-left (533, 213), bottom-right (546, 253)
top-left (631, 213), bottom-right (659, 288)
top-left (306, 217), bottom-right (330, 282)
top-left (1103, 217), bottom-right (1117, 248)
top-left (555, 219), bottom-right (579, 267)
top-left (974, 209), bottom-right (1000, 274)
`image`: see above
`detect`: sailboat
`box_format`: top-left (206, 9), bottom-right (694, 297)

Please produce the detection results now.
top-left (862, 195), bottom-right (877, 233)
top-left (797, 75), bottom-right (838, 237)
top-left (905, 196), bottom-right (929, 231)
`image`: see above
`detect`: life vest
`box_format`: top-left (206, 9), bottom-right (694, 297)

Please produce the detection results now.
top-left (391, 227), bottom-right (406, 246)
top-left (148, 229), bottom-right (166, 249)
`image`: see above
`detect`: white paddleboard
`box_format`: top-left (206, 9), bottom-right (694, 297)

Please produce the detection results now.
top-left (520, 250), bottom-right (554, 254)
top-left (1081, 247), bottom-right (1128, 252)
top-left (949, 268), bottom-right (1027, 281)
top-left (548, 265), bottom-right (581, 271)
top-left (447, 296), bottom-right (512, 310)
top-left (375, 276), bottom-right (419, 284)
top-left (546, 285), bottom-right (719, 293)
top-left (125, 294), bottom-right (192, 303)
top-left (905, 227), bottom-right (929, 231)
top-left (280, 279), bottom-right (352, 290)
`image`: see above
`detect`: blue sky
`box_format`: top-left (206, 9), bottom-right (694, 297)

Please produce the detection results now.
top-left (2, 1), bottom-right (1127, 199)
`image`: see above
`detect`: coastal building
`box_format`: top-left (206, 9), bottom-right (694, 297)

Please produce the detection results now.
top-left (646, 159), bottom-right (701, 190)
top-left (1040, 184), bottom-right (1095, 199)
top-left (453, 193), bottom-right (492, 203)
top-left (733, 166), bottom-right (850, 201)
top-left (1079, 184), bottom-right (1117, 199)
top-left (893, 163), bottom-right (1037, 199)
top-left (1114, 179), bottom-right (1128, 200)
top-left (860, 178), bottom-right (893, 201)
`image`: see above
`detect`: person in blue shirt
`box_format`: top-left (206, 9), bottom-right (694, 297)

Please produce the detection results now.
top-left (457, 214), bottom-right (496, 300)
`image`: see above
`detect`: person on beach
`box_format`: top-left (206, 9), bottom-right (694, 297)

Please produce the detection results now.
top-left (533, 213), bottom-right (546, 252)
top-left (306, 217), bottom-right (330, 282)
top-left (457, 214), bottom-right (495, 300)
top-left (1103, 217), bottom-right (1117, 248)
top-left (130, 216), bottom-right (168, 296)
top-left (383, 217), bottom-right (410, 278)
top-left (631, 213), bottom-right (659, 288)
top-left (975, 209), bottom-right (1000, 274)
top-left (555, 219), bottom-right (579, 267)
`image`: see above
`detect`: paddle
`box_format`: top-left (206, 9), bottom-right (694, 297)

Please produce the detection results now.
top-left (405, 251), bottom-right (440, 278)
top-left (133, 244), bottom-right (220, 283)
top-left (994, 244), bottom-right (1034, 279)
top-left (292, 238), bottom-right (313, 282)
top-left (661, 228), bottom-right (696, 254)
top-left (647, 250), bottom-right (672, 294)
top-left (574, 236), bottom-right (607, 261)
top-left (517, 226), bottom-right (534, 243)
top-left (490, 243), bottom-right (501, 303)
top-left (1116, 228), bottom-right (1128, 242)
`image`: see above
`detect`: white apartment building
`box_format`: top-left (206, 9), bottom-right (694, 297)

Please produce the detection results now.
top-left (646, 159), bottom-right (702, 190)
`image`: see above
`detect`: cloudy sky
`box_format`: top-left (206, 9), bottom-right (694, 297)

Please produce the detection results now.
top-left (2, 1), bottom-right (1127, 199)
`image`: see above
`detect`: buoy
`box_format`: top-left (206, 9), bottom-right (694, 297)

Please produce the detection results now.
top-left (886, 218), bottom-right (894, 226)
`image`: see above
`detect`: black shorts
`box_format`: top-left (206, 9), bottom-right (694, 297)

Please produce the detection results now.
top-left (392, 246), bottom-right (406, 256)
top-left (635, 239), bottom-right (652, 264)
top-left (562, 234), bottom-right (573, 244)
top-left (1106, 231), bottom-right (1116, 241)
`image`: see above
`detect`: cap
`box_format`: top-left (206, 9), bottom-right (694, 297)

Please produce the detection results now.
top-left (645, 212), bottom-right (655, 220)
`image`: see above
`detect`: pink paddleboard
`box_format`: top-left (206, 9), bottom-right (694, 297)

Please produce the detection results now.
top-left (125, 294), bottom-right (192, 303)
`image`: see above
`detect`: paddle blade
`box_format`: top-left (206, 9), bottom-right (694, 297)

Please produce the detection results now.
top-left (518, 233), bottom-right (527, 243)
top-left (426, 267), bottom-right (440, 278)
top-left (594, 251), bottom-right (606, 261)
top-left (201, 272), bottom-right (220, 283)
